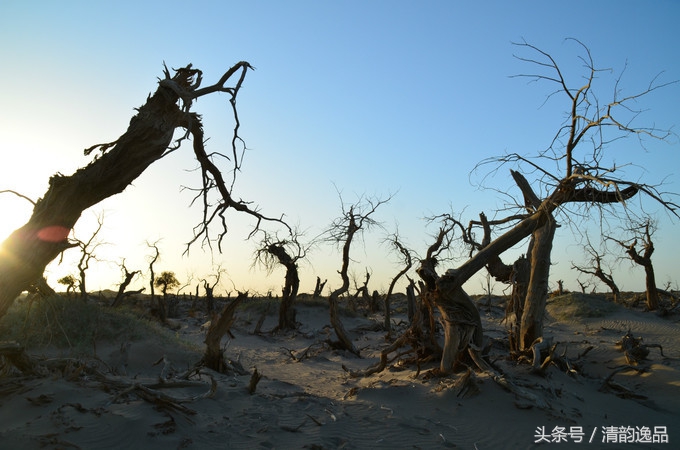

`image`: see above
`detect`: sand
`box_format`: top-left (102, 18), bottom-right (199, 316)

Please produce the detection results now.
top-left (1, 293), bottom-right (678, 449)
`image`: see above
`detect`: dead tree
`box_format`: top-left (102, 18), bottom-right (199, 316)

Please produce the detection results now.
top-left (0, 62), bottom-right (286, 322)
top-left (146, 240), bottom-right (161, 307)
top-left (253, 230), bottom-right (310, 331)
top-left (202, 266), bottom-right (225, 314)
top-left (352, 269), bottom-right (373, 312)
top-left (312, 276), bottom-right (327, 298)
top-left (325, 194), bottom-right (390, 355)
top-left (382, 232), bottom-right (413, 334)
top-left (73, 213), bottom-right (106, 300)
top-left (611, 220), bottom-right (660, 310)
top-left (468, 39), bottom-right (678, 351)
top-left (572, 236), bottom-right (620, 303)
top-left (111, 259), bottom-right (141, 307)
top-left (202, 291), bottom-right (248, 373)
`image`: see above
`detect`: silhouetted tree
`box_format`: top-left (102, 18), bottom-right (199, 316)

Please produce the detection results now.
top-left (324, 193), bottom-right (390, 355)
top-left (254, 230), bottom-right (310, 331)
top-left (57, 275), bottom-right (77, 297)
top-left (0, 61), bottom-right (286, 322)
top-left (154, 271), bottom-right (180, 320)
top-left (111, 259), bottom-right (142, 308)
top-left (73, 213), bottom-right (106, 300)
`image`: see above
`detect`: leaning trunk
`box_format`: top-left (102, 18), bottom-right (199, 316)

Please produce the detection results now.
top-left (203, 292), bottom-right (246, 372)
top-left (518, 213), bottom-right (556, 350)
top-left (0, 75), bottom-right (183, 320)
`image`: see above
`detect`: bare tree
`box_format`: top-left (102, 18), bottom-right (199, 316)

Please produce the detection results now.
top-left (72, 213), bottom-right (106, 300)
top-left (253, 230), bottom-right (310, 331)
top-left (0, 61), bottom-right (286, 322)
top-left (146, 240), bottom-right (161, 308)
top-left (382, 232), bottom-right (413, 334)
top-left (312, 276), bottom-right (327, 298)
top-left (467, 39), bottom-right (678, 351)
top-left (202, 265), bottom-right (226, 314)
top-left (111, 259), bottom-right (142, 307)
top-left (572, 236), bottom-right (620, 302)
top-left (324, 193), bottom-right (390, 355)
top-left (202, 291), bottom-right (248, 372)
top-left (610, 219), bottom-right (660, 310)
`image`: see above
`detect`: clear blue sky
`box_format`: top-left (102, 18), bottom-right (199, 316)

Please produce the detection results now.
top-left (1, 0), bottom-right (678, 296)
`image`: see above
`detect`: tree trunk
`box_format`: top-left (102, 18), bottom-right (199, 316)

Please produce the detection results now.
top-left (278, 265), bottom-right (299, 330)
top-left (435, 277), bottom-right (483, 374)
top-left (519, 213), bottom-right (556, 350)
top-left (111, 268), bottom-right (140, 308)
top-left (643, 264), bottom-right (659, 310)
top-left (313, 276), bottom-right (327, 298)
top-left (203, 292), bottom-right (247, 372)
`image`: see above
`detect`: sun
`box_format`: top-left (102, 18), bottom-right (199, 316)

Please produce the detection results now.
top-left (0, 190), bottom-right (35, 244)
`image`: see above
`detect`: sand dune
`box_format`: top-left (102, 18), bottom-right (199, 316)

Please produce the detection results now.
top-left (1, 293), bottom-right (678, 449)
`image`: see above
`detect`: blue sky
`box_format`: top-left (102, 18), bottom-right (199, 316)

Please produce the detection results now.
top-left (1, 1), bottom-right (678, 296)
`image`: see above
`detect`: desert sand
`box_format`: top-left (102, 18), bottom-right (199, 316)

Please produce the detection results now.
top-left (1, 293), bottom-right (678, 449)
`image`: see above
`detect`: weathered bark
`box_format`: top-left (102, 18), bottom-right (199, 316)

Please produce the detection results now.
top-left (518, 214), bottom-right (556, 350)
top-left (435, 277), bottom-right (484, 374)
top-left (203, 291), bottom-right (247, 372)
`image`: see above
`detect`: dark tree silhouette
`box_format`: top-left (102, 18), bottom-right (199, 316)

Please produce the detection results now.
top-left (253, 230), bottom-right (310, 331)
top-left (0, 62), bottom-right (285, 321)
top-left (111, 259), bottom-right (142, 308)
top-left (324, 193), bottom-right (390, 355)
top-left (73, 213), bottom-right (106, 300)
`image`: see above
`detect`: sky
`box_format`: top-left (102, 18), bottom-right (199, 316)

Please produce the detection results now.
top-left (0, 0), bottom-right (679, 297)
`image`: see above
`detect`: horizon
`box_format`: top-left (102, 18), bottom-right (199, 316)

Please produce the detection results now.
top-left (1, 1), bottom-right (679, 297)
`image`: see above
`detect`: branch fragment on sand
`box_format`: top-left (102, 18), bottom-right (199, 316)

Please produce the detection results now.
top-left (616, 331), bottom-right (665, 365)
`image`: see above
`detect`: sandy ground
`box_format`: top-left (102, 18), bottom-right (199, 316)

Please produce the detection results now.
top-left (1, 294), bottom-right (679, 449)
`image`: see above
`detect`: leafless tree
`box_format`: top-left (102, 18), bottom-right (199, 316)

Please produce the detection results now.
top-left (0, 62), bottom-right (286, 322)
top-left (312, 276), bottom-right (327, 298)
top-left (382, 231), bottom-right (413, 334)
top-left (610, 219), bottom-right (660, 310)
top-left (465, 39), bottom-right (678, 352)
top-left (202, 291), bottom-right (248, 373)
top-left (72, 213), bottom-right (107, 300)
top-left (324, 193), bottom-right (390, 355)
top-left (202, 265), bottom-right (226, 314)
top-left (253, 230), bottom-right (310, 331)
top-left (111, 259), bottom-right (142, 307)
top-left (572, 236), bottom-right (620, 302)
top-left (146, 240), bottom-right (161, 307)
